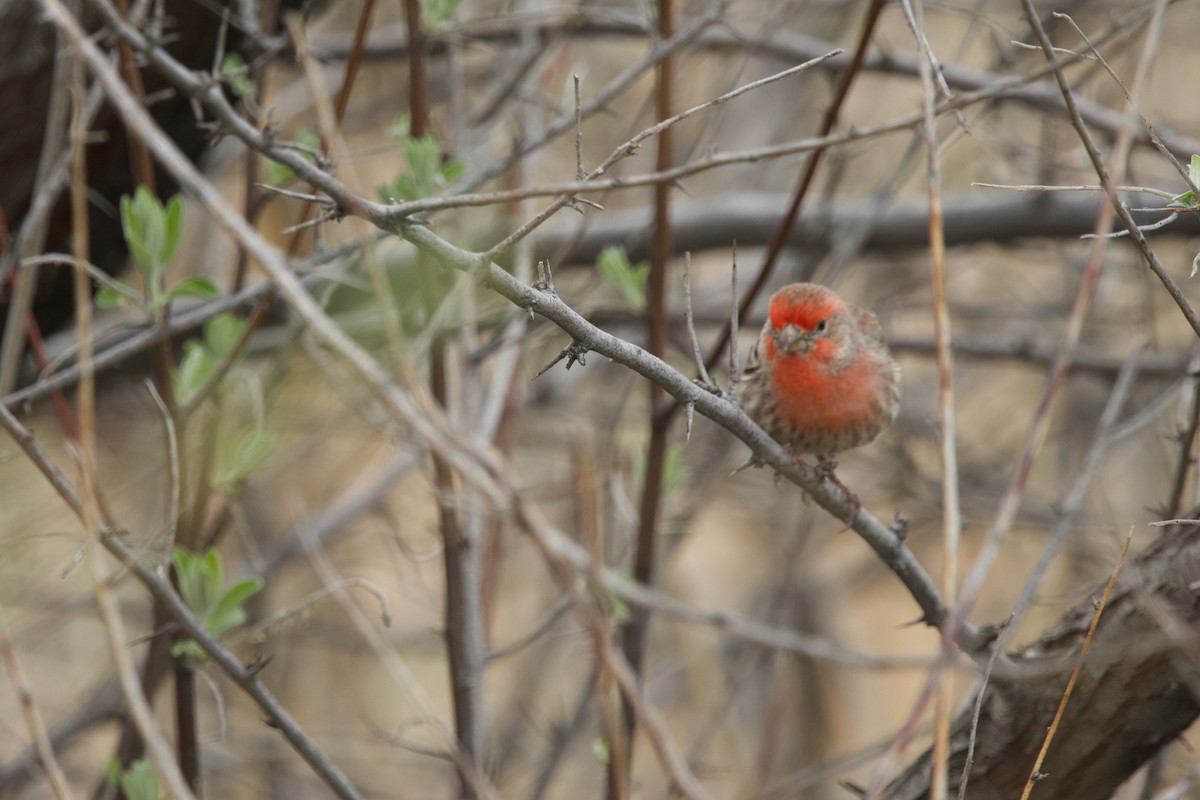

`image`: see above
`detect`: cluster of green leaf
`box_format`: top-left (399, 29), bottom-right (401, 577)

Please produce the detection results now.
top-left (214, 427), bottom-right (279, 494)
top-left (105, 760), bottom-right (168, 800)
top-left (171, 311), bottom-right (278, 487)
top-left (420, 0), bottom-right (464, 30)
top-left (170, 309), bottom-right (275, 488)
top-left (173, 313), bottom-right (245, 407)
top-left (597, 245), bottom-right (649, 312)
top-left (220, 52), bottom-right (255, 100)
top-left (377, 114), bottom-right (465, 203)
top-left (96, 187), bottom-right (217, 313)
top-left (265, 127), bottom-right (321, 186)
top-left (170, 547), bottom-right (263, 661)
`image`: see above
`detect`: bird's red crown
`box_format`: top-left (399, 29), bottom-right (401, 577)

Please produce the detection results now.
top-left (768, 284), bottom-right (845, 332)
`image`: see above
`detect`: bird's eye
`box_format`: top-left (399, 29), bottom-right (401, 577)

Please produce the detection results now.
top-left (813, 319), bottom-right (828, 334)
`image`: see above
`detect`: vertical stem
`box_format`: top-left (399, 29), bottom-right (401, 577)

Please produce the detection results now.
top-left (620, 0), bottom-right (673, 792)
top-left (403, 1), bottom-right (483, 793)
top-left (697, 0), bottom-right (886, 374)
top-left (906, 0), bottom-right (959, 794)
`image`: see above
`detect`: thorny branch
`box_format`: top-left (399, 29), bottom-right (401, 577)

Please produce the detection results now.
top-left (47, 0), bottom-right (986, 660)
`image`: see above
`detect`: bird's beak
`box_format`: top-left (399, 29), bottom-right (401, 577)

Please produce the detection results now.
top-left (774, 325), bottom-right (812, 355)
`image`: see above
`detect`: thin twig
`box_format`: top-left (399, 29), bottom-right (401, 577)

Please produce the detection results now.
top-left (145, 379), bottom-right (180, 548)
top-left (956, 616), bottom-right (1012, 800)
top-left (728, 241), bottom-right (740, 402)
top-left (901, 1), bottom-right (960, 797)
top-left (954, 0), bottom-right (1172, 642)
top-left (1017, 528), bottom-right (1134, 800)
top-left (59, 0), bottom-right (981, 670)
top-left (1054, 8), bottom-right (1195, 197)
top-left (1020, 0), bottom-right (1200, 339)
top-left (998, 342), bottom-right (1146, 644)
top-left (68, 39), bottom-right (193, 798)
top-left (480, 51), bottom-right (841, 260)
top-left (699, 0), bottom-right (884, 376)
top-left (681, 252), bottom-right (707, 440)
top-left (620, 0), bottom-right (676, 779)
top-left (0, 613), bottom-right (77, 800)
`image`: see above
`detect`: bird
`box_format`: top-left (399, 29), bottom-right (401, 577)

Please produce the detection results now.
top-left (740, 282), bottom-right (900, 504)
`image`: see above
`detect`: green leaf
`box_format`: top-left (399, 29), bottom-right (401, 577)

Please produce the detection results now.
top-left (170, 547), bottom-right (264, 661)
top-left (163, 195), bottom-right (183, 264)
top-left (216, 429), bottom-right (279, 491)
top-left (172, 340), bottom-right (214, 406)
top-left (221, 53), bottom-right (255, 100)
top-left (104, 757), bottom-right (123, 787)
top-left (120, 188), bottom-right (185, 296)
top-left (201, 550), bottom-right (222, 611)
top-left (208, 577), bottom-right (263, 635)
top-left (265, 157), bottom-right (294, 185)
top-left (173, 546), bottom-right (222, 619)
top-left (205, 313), bottom-right (246, 359)
top-left (387, 112), bottom-right (411, 141)
top-left (163, 276), bottom-right (219, 304)
top-left (120, 760), bottom-right (166, 800)
top-left (120, 192), bottom-right (154, 276)
top-left (171, 640), bottom-right (205, 660)
top-left (380, 134), bottom-right (464, 202)
top-left (591, 737), bottom-right (611, 765)
top-left (1170, 154), bottom-right (1200, 209)
top-left (597, 245), bottom-right (648, 311)
top-left (440, 158), bottom-right (466, 183)
top-left (265, 128), bottom-right (320, 186)
top-left (95, 283), bottom-right (129, 309)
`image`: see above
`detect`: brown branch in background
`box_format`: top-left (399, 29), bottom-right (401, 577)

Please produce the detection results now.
top-left (900, 0), bottom-right (959, 797)
top-left (54, 0), bottom-right (981, 662)
top-left (231, 0), bottom-right (281, 293)
top-left (952, 0), bottom-right (1171, 637)
top-left (403, 0), bottom-right (485, 793)
top-left (0, 389), bottom-right (365, 799)
top-left (109, 0), bottom-right (176, 410)
top-left (996, 343), bottom-right (1144, 647)
top-left (111, 0), bottom-right (154, 191)
top-left (1166, 371), bottom-right (1200, 517)
top-left (619, 0), bottom-right (673, 789)
top-left (514, 500), bottom-right (714, 800)
top-left (334, 0), bottom-right (375, 123)
top-left (314, 7), bottom-right (1196, 160)
top-left (699, 0), bottom-right (886, 375)
top-left (0, 616), bottom-right (75, 800)
top-left (0, 8), bottom-right (80, 396)
top-left (67, 36), bottom-right (194, 799)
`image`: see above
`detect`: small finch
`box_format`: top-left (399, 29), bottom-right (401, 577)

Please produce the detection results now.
top-left (741, 283), bottom-right (900, 463)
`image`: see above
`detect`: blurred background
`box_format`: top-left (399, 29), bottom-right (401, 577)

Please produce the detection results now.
top-left (2, 0), bottom-right (1200, 798)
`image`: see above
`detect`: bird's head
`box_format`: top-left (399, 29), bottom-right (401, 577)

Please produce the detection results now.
top-left (764, 284), bottom-right (847, 362)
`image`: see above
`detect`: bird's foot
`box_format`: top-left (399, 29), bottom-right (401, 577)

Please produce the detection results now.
top-left (816, 455), bottom-right (861, 528)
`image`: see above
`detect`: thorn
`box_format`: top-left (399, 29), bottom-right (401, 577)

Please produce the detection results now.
top-left (730, 454), bottom-right (765, 476)
top-left (244, 654), bottom-right (272, 678)
top-left (534, 340), bottom-right (589, 379)
top-left (685, 401), bottom-right (694, 441)
top-left (891, 512), bottom-right (910, 540)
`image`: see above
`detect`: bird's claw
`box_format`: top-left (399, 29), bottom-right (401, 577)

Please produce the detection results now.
top-left (815, 456), bottom-right (860, 528)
